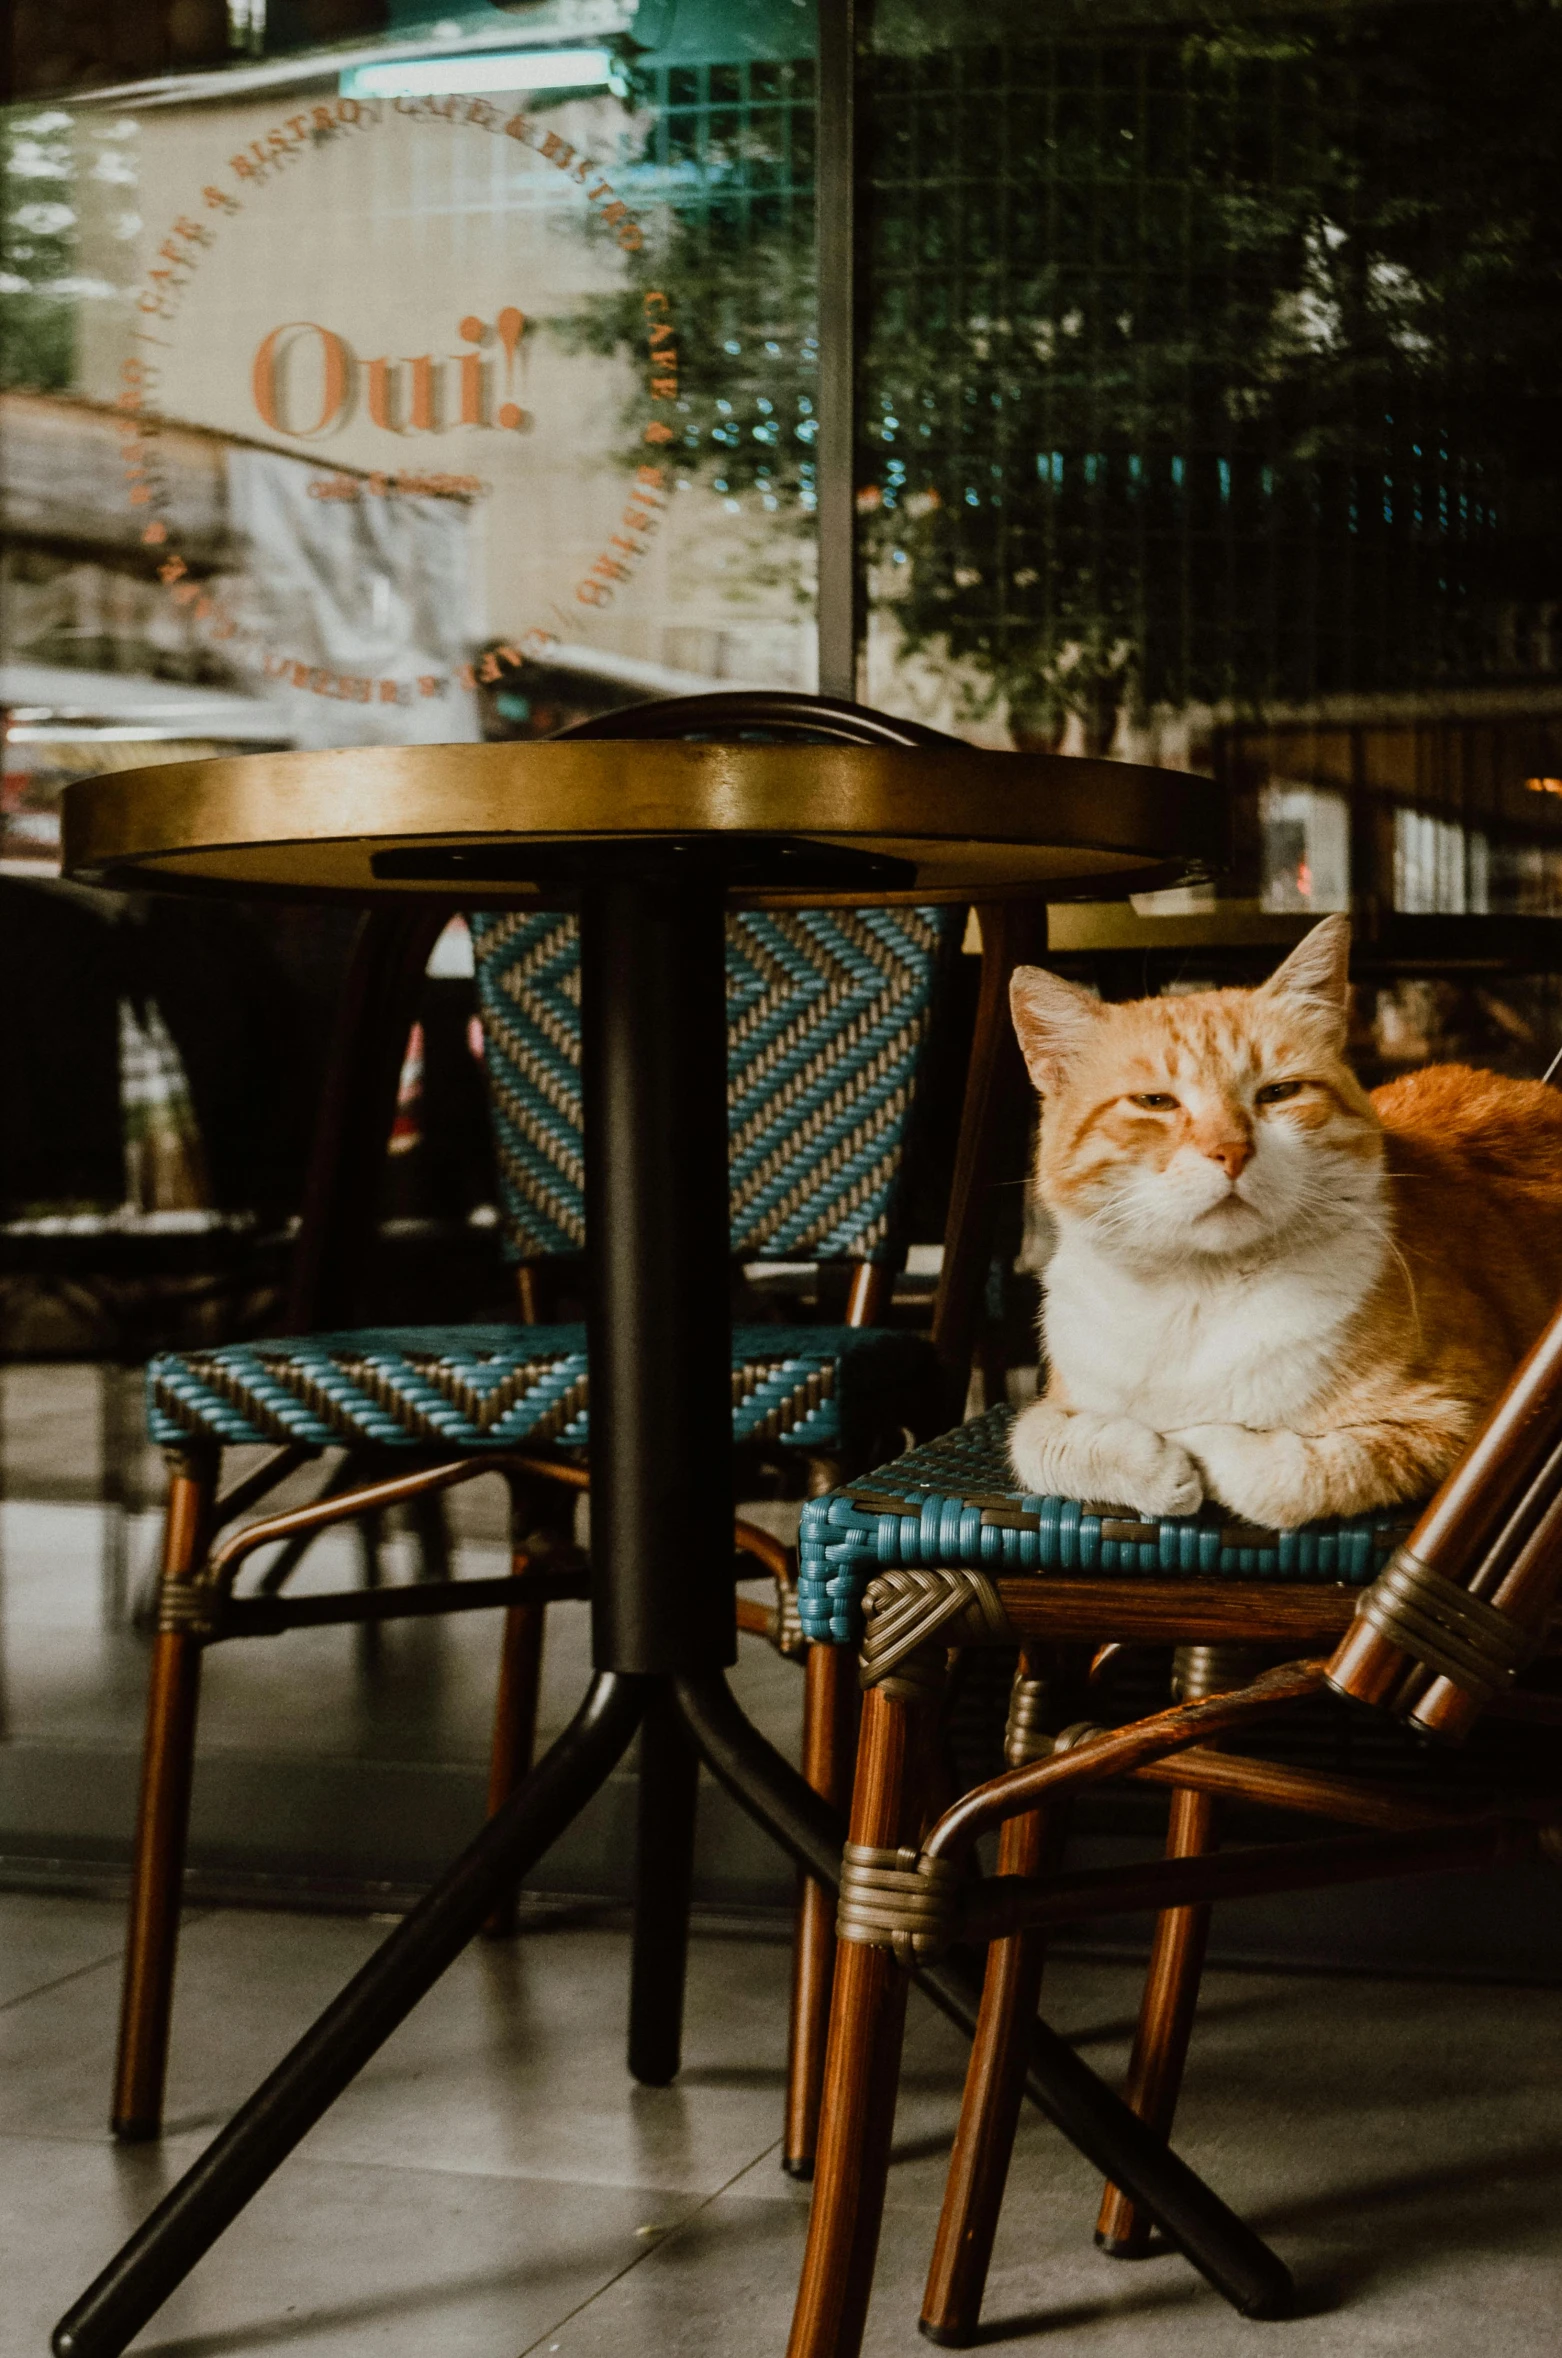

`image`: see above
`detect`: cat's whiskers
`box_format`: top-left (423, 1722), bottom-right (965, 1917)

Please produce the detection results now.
top-left (1075, 1153), bottom-right (1381, 1268)
top-left (1381, 1230), bottom-right (1424, 1342)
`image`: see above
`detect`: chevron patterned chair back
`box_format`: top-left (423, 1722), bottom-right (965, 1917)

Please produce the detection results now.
top-left (471, 902), bottom-right (958, 1266)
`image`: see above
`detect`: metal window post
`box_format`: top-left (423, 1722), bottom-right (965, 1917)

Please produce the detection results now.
top-left (816, 0), bottom-right (859, 700)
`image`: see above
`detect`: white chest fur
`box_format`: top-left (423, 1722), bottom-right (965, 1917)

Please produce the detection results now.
top-left (1041, 1210), bottom-right (1387, 1431)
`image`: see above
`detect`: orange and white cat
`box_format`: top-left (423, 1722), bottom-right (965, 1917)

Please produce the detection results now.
top-left (1008, 915), bottom-right (1562, 1527)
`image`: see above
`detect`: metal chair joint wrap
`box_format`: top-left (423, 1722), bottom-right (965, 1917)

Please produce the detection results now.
top-left (1004, 1664), bottom-right (1053, 1766)
top-left (768, 1575), bottom-right (808, 1661)
top-left (1171, 1643), bottom-right (1264, 1704)
top-left (858, 1566), bottom-right (1013, 1700)
top-left (836, 1841), bottom-right (963, 1964)
top-left (1356, 1548), bottom-right (1535, 1703)
top-left (156, 1578), bottom-right (220, 1640)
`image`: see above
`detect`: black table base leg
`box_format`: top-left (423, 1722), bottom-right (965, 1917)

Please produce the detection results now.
top-left (628, 1688), bottom-right (701, 2085)
top-left (675, 1668), bottom-right (845, 1885)
top-left (673, 1669), bottom-right (1292, 2323)
top-left (54, 1674), bottom-right (1290, 2358)
top-left (52, 1672), bottom-right (648, 2358)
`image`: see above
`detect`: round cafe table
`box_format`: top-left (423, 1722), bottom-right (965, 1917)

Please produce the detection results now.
top-left (52, 733), bottom-right (1285, 2356)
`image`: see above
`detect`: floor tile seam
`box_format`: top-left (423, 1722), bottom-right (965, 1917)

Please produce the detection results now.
top-left (0, 2125), bottom-right (171, 2152)
top-left (201, 2147), bottom-right (735, 2196)
top-left (0, 1905), bottom-right (221, 2013)
top-left (515, 2135), bottom-right (790, 2355)
top-left (0, 1947), bottom-right (130, 2016)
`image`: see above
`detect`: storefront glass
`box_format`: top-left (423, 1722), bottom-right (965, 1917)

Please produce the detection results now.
top-left (2, 0), bottom-right (820, 871)
top-left (860, 0), bottom-right (1562, 1023)
top-left (6, 0), bottom-right (1562, 1903)
top-left (0, 1), bottom-right (824, 1888)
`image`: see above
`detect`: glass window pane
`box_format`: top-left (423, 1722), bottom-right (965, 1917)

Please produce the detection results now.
top-left (2, 4), bottom-right (819, 871)
top-left (862, 2), bottom-right (1562, 986)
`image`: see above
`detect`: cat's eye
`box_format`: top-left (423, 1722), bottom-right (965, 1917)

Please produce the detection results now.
top-left (1128, 1092), bottom-right (1179, 1111)
top-left (1256, 1080), bottom-right (1304, 1105)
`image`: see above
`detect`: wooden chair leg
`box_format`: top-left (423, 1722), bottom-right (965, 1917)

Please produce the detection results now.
top-left (784, 1641), bottom-right (860, 2177)
top-left (919, 1798), bottom-right (1068, 2344)
top-left (1094, 1783), bottom-right (1219, 2257)
top-left (353, 1501), bottom-right (386, 1670)
top-left (482, 1487), bottom-right (549, 1939)
top-left (1095, 1640), bottom-right (1250, 2256)
top-left (408, 1484), bottom-right (453, 1582)
top-left (111, 1449), bottom-right (216, 2141)
top-left (786, 1675), bottom-right (940, 2358)
top-left (920, 1648), bottom-right (1068, 2344)
top-left (480, 1598), bottom-right (548, 1938)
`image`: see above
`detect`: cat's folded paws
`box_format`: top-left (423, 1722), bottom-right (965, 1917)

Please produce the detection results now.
top-left (1009, 1402), bottom-right (1203, 1519)
top-left (1172, 1424), bottom-right (1314, 1527)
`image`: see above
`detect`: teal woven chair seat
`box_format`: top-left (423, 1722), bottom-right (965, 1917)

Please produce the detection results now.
top-left (148, 1323), bottom-right (933, 1462)
top-left (797, 1406), bottom-right (1418, 1645)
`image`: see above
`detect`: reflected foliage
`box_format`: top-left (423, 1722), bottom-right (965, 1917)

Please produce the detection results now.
top-left (863, 3), bottom-right (1562, 731)
top-left (0, 110), bottom-right (79, 390)
top-left (566, 9), bottom-right (1562, 731)
top-left (557, 58), bottom-right (820, 534)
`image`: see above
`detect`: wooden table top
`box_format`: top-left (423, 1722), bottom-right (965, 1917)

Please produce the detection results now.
top-left (62, 737), bottom-right (1227, 907)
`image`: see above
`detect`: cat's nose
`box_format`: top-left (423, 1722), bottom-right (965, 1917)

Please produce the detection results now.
top-left (1204, 1136), bottom-right (1253, 1179)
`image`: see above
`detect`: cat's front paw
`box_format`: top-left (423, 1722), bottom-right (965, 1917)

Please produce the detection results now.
top-left (1010, 1403), bottom-right (1203, 1519)
top-left (1173, 1424), bottom-right (1312, 1527)
top-left (1101, 1424), bottom-right (1204, 1519)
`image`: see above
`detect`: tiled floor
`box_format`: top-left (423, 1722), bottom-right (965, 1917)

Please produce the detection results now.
top-left (6, 1891), bottom-right (1562, 2357)
top-left (6, 1369), bottom-right (1562, 2353)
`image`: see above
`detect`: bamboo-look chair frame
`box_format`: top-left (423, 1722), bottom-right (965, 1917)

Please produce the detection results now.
top-left (111, 692), bottom-right (1050, 2158)
top-left (786, 1291), bottom-right (1562, 2358)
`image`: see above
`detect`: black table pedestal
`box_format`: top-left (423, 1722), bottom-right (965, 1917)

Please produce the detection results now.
top-left (53, 870), bottom-right (1291, 2358)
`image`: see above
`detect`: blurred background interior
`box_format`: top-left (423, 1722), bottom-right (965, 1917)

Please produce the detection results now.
top-left (5, 0), bottom-right (1562, 1963)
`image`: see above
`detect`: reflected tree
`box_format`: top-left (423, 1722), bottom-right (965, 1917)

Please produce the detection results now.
top-left (0, 110), bottom-right (80, 391)
top-left (857, 4), bottom-right (1562, 734)
top-left (573, 8), bottom-right (1562, 735)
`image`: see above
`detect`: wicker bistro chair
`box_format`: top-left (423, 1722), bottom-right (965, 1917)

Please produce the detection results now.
top-left (784, 1345), bottom-right (1562, 2358)
top-left (114, 692), bottom-right (1039, 2157)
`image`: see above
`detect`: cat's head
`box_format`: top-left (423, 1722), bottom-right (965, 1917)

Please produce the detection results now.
top-left (1010, 915), bottom-right (1382, 1267)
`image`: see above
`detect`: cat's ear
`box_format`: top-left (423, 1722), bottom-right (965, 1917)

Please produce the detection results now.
top-left (1010, 966), bottom-right (1103, 1091)
top-left (1259, 914), bottom-right (1351, 1033)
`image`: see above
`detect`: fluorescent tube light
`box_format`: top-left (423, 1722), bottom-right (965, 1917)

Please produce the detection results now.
top-left (342, 48), bottom-right (614, 99)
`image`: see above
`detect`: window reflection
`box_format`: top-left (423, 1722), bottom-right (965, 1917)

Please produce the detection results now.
top-left (1392, 808), bottom-right (1485, 919)
top-left (1259, 784), bottom-right (1350, 916)
top-left (0, 6), bottom-right (820, 866)
top-left (862, 1), bottom-right (1562, 963)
